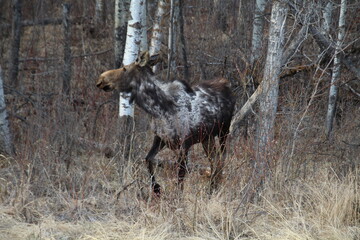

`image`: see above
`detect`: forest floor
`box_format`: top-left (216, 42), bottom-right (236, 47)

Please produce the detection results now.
top-left (0, 136), bottom-right (359, 240)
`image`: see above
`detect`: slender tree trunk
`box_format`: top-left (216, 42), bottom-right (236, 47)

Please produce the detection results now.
top-left (321, 1), bottom-right (333, 37)
top-left (213, 0), bottom-right (227, 32)
top-left (140, 0), bottom-right (148, 52)
top-left (95, 0), bottom-right (105, 25)
top-left (120, 0), bottom-right (145, 117)
top-left (114, 0), bottom-right (129, 68)
top-left (325, 0), bottom-right (347, 139)
top-left (178, 0), bottom-right (189, 81)
top-left (9, 0), bottom-right (22, 89)
top-left (250, 0), bottom-right (268, 65)
top-left (62, 3), bottom-right (71, 96)
top-left (167, 0), bottom-right (179, 81)
top-left (149, 0), bottom-right (166, 73)
top-left (281, 25), bottom-right (307, 67)
top-left (0, 66), bottom-right (15, 156)
top-left (254, 0), bottom-right (287, 193)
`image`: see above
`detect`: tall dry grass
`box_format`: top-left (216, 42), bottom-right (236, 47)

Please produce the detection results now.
top-left (0, 112), bottom-right (359, 240)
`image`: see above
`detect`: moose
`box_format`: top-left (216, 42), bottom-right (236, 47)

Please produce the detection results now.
top-left (96, 52), bottom-right (235, 195)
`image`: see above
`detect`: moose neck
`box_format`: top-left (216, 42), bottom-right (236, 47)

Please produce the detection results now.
top-left (130, 70), bottom-right (176, 118)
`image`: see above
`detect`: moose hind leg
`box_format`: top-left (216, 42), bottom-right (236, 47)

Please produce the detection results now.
top-left (202, 136), bottom-right (224, 193)
top-left (145, 136), bottom-right (165, 195)
top-left (209, 127), bottom-right (230, 193)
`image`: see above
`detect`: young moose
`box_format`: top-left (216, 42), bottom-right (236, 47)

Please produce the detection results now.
top-left (96, 52), bottom-right (235, 195)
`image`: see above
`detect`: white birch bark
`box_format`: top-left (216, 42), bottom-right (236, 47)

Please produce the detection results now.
top-left (256, 0), bottom-right (287, 177)
top-left (149, 0), bottom-right (166, 73)
top-left (250, 0), bottom-right (268, 65)
top-left (325, 0), bottom-right (347, 139)
top-left (119, 0), bottom-right (145, 117)
top-left (0, 66), bottom-right (14, 155)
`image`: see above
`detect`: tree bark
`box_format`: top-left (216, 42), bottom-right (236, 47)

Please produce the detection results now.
top-left (95, 0), bottom-right (105, 25)
top-left (140, 0), bottom-right (148, 52)
top-left (178, 0), bottom-right (189, 81)
top-left (325, 0), bottom-right (347, 139)
top-left (62, 3), bottom-right (71, 96)
top-left (255, 0), bottom-right (287, 187)
top-left (321, 1), bottom-right (333, 37)
top-left (9, 0), bottom-right (22, 89)
top-left (114, 0), bottom-right (129, 68)
top-left (250, 0), bottom-right (268, 65)
top-left (120, 0), bottom-right (145, 117)
top-left (167, 0), bottom-right (179, 81)
top-left (0, 66), bottom-right (15, 156)
top-left (149, 0), bottom-right (166, 73)
top-left (213, 0), bottom-right (227, 32)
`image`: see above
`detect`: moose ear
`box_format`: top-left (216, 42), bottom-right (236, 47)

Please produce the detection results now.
top-left (136, 51), bottom-right (150, 67)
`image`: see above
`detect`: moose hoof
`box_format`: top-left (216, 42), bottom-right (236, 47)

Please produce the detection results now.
top-left (153, 183), bottom-right (161, 196)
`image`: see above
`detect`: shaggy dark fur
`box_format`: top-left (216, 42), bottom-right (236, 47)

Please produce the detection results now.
top-left (96, 52), bottom-right (235, 195)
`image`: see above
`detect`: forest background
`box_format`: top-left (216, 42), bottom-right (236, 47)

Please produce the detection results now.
top-left (0, 0), bottom-right (359, 239)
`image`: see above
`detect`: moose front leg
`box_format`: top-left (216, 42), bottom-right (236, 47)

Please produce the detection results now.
top-left (177, 144), bottom-right (191, 192)
top-left (145, 135), bottom-right (165, 195)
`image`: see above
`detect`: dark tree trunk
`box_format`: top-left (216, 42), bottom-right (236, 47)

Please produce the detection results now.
top-left (114, 0), bottom-right (129, 68)
top-left (9, 0), bottom-right (22, 89)
top-left (62, 3), bottom-right (71, 96)
top-left (178, 0), bottom-right (189, 81)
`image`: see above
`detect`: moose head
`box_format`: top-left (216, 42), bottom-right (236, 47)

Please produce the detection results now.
top-left (96, 52), bottom-right (159, 92)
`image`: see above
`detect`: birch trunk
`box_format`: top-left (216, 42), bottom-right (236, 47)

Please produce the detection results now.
top-left (230, 15), bottom-right (307, 135)
top-left (255, 0), bottom-right (287, 182)
top-left (140, 0), bottom-right (148, 52)
top-left (119, 0), bottom-right (145, 117)
top-left (0, 66), bottom-right (15, 156)
top-left (321, 1), bottom-right (333, 37)
top-left (250, 0), bottom-right (268, 65)
top-left (62, 3), bottom-right (71, 96)
top-left (325, 0), bottom-right (347, 139)
top-left (149, 0), bottom-right (166, 73)
top-left (9, 0), bottom-right (22, 88)
top-left (114, 0), bottom-right (129, 68)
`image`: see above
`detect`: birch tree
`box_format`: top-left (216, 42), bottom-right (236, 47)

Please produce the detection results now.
top-left (255, 0), bottom-right (287, 185)
top-left (119, 0), bottom-right (146, 117)
top-left (0, 66), bottom-right (15, 156)
top-left (321, 1), bottom-right (333, 37)
top-left (325, 0), bottom-right (347, 139)
top-left (250, 0), bottom-right (268, 65)
top-left (149, 0), bottom-right (166, 73)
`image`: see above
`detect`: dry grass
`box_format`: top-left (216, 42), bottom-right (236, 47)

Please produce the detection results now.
top-left (0, 138), bottom-right (359, 240)
top-left (1, 1), bottom-right (359, 239)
